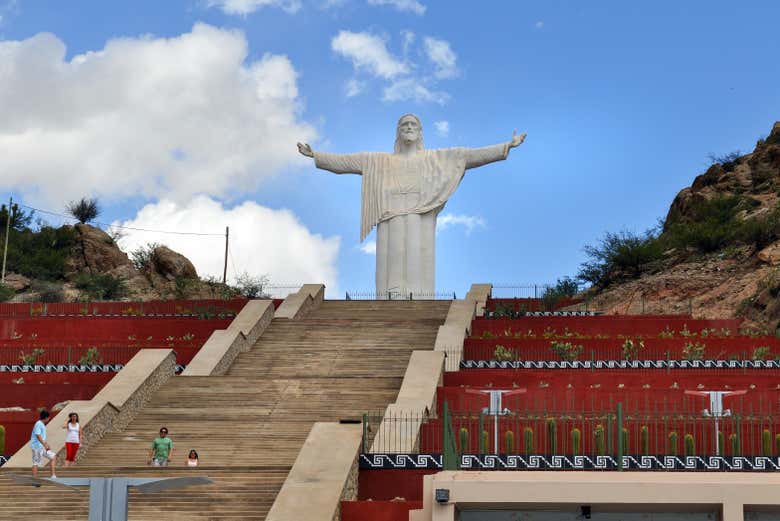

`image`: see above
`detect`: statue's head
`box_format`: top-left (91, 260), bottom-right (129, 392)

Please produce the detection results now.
top-left (394, 113), bottom-right (424, 153)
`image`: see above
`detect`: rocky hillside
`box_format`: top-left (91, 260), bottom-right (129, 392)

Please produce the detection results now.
top-left (1, 223), bottom-right (229, 302)
top-left (585, 121), bottom-right (780, 333)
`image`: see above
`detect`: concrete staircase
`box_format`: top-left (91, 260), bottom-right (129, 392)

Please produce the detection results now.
top-left (0, 300), bottom-right (450, 520)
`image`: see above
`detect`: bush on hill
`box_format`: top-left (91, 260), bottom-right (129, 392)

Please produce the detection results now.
top-left (75, 273), bottom-right (127, 300)
top-left (578, 229), bottom-right (664, 287)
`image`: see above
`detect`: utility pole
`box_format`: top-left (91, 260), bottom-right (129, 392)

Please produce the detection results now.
top-left (222, 226), bottom-right (229, 285)
top-left (1, 196), bottom-right (11, 283)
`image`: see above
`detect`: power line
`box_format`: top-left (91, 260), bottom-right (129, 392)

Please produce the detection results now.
top-left (17, 203), bottom-right (225, 237)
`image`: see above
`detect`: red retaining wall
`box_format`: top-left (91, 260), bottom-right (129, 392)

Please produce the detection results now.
top-left (358, 469), bottom-right (435, 500)
top-left (472, 317), bottom-right (743, 337)
top-left (342, 501), bottom-right (423, 521)
top-left (0, 317), bottom-right (232, 341)
top-left (0, 298), bottom-right (248, 317)
top-left (487, 298), bottom-right (584, 312)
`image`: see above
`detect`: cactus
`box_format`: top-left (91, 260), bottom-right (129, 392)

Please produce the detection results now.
top-left (730, 433), bottom-right (740, 456)
top-left (640, 426), bottom-right (649, 456)
top-left (504, 430), bottom-right (515, 454)
top-left (546, 418), bottom-right (557, 454)
top-left (718, 431), bottom-right (725, 456)
top-left (684, 434), bottom-right (695, 456)
top-left (0, 424), bottom-right (5, 456)
top-left (594, 424), bottom-right (606, 456)
top-left (668, 431), bottom-right (679, 456)
top-left (621, 428), bottom-right (629, 454)
top-left (481, 430), bottom-right (490, 455)
top-left (523, 427), bottom-right (534, 455)
top-left (571, 428), bottom-right (581, 456)
top-left (459, 427), bottom-right (469, 453)
top-left (763, 429), bottom-right (772, 456)
top-left (775, 434), bottom-right (780, 457)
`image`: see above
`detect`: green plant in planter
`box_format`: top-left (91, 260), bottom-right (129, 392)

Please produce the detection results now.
top-left (640, 426), bottom-right (649, 456)
top-left (668, 431), bottom-right (679, 456)
top-left (546, 418), bottom-right (557, 453)
top-left (459, 427), bottom-right (469, 453)
top-left (621, 338), bottom-right (645, 361)
top-left (763, 429), bottom-right (772, 456)
top-left (493, 345), bottom-right (516, 361)
top-left (682, 342), bottom-right (707, 361)
top-left (78, 346), bottom-right (102, 365)
top-left (684, 434), bottom-right (696, 456)
top-left (775, 434), bottom-right (780, 457)
top-left (752, 346), bottom-right (772, 361)
top-left (481, 430), bottom-right (490, 455)
top-left (571, 428), bottom-right (581, 456)
top-left (523, 427), bottom-right (534, 455)
top-left (594, 424), bottom-right (606, 456)
top-left (505, 430), bottom-right (515, 453)
top-left (0, 424), bottom-right (5, 455)
top-left (19, 348), bottom-right (45, 365)
top-left (730, 433), bottom-right (740, 456)
top-left (718, 432), bottom-right (725, 456)
top-left (621, 428), bottom-right (629, 454)
top-left (549, 341), bottom-right (583, 361)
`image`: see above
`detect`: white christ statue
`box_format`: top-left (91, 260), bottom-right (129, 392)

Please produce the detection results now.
top-left (297, 114), bottom-right (526, 298)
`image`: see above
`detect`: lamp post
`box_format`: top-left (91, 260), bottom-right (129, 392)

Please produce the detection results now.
top-left (467, 388), bottom-right (526, 454)
top-left (685, 389), bottom-right (747, 456)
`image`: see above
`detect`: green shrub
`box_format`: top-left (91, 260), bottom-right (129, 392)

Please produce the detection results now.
top-left (66, 197), bottom-right (100, 224)
top-left (640, 426), bottom-right (649, 456)
top-left (571, 428), bottom-right (581, 456)
top-left (664, 196), bottom-right (742, 253)
top-left (505, 430), bottom-right (515, 453)
top-left (31, 281), bottom-right (64, 303)
top-left (481, 430), bottom-right (489, 455)
top-left (546, 418), bottom-right (557, 453)
top-left (130, 242), bottom-right (161, 271)
top-left (718, 432), bottom-right (725, 456)
top-left (594, 424), bottom-right (606, 456)
top-left (459, 427), bottom-right (469, 454)
top-left (75, 274), bottom-right (126, 300)
top-left (493, 345), bottom-right (516, 361)
top-left (775, 434), bottom-right (780, 457)
top-left (621, 428), bottom-right (629, 454)
top-left (682, 342), bottom-right (707, 361)
top-left (763, 429), bottom-right (772, 456)
top-left (4, 226), bottom-right (76, 281)
top-left (668, 431), bottom-right (678, 456)
top-left (19, 348), bottom-right (45, 365)
top-left (0, 424), bottom-right (5, 455)
top-left (523, 427), bottom-right (534, 455)
top-left (578, 229), bottom-right (663, 287)
top-left (684, 434), bottom-right (695, 456)
top-left (79, 347), bottom-right (102, 365)
top-left (234, 272), bottom-right (270, 298)
top-left (541, 277), bottom-right (579, 309)
top-left (730, 433), bottom-right (740, 456)
top-left (0, 284), bottom-right (14, 302)
top-left (752, 346), bottom-right (772, 361)
top-left (621, 338), bottom-right (645, 361)
top-left (708, 151), bottom-right (742, 172)
top-left (550, 341), bottom-right (583, 361)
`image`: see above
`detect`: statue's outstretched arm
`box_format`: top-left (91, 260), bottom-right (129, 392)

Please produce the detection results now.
top-left (465, 130), bottom-right (526, 170)
top-left (298, 142), bottom-right (364, 175)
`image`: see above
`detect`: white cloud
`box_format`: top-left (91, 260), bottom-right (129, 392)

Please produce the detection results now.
top-left (331, 30), bottom-right (409, 79)
top-left (359, 240), bottom-right (376, 255)
top-left (0, 24), bottom-right (316, 207)
top-left (344, 78), bottom-right (366, 97)
top-left (434, 120), bottom-right (450, 137)
top-left (383, 78), bottom-right (449, 105)
top-left (400, 29), bottom-right (415, 54)
top-left (423, 36), bottom-right (458, 79)
top-left (116, 196), bottom-right (340, 293)
top-left (367, 0), bottom-right (425, 15)
top-left (205, 0), bottom-right (302, 15)
top-left (535, 20), bottom-right (544, 29)
top-left (436, 213), bottom-right (486, 235)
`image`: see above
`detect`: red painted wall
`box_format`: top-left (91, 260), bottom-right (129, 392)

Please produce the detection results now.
top-left (342, 501), bottom-right (423, 521)
top-left (358, 469), bottom-right (436, 501)
top-left (472, 317), bottom-right (742, 337)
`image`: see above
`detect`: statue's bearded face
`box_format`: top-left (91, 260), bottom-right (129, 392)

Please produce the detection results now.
top-left (398, 116), bottom-right (421, 144)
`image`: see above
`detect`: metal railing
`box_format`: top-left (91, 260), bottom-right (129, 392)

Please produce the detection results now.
top-left (345, 290), bottom-right (456, 300)
top-left (363, 402), bottom-right (780, 462)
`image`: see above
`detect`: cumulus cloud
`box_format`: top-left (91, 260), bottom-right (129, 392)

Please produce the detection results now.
top-left (344, 78), bottom-right (366, 97)
top-left (359, 240), bottom-right (376, 255)
top-left (367, 0), bottom-right (425, 15)
top-left (400, 29), bottom-right (415, 54)
top-left (436, 213), bottom-right (486, 235)
top-left (116, 196), bottom-right (340, 293)
top-left (423, 36), bottom-right (458, 79)
top-left (205, 0), bottom-right (302, 14)
top-left (331, 30), bottom-right (409, 79)
top-left (0, 24), bottom-right (316, 207)
top-left (383, 78), bottom-right (449, 105)
top-left (434, 120), bottom-right (450, 137)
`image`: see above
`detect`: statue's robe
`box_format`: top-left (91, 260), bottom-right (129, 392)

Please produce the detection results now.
top-left (314, 143), bottom-right (509, 297)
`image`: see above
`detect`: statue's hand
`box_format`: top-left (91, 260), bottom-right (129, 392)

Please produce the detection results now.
top-left (509, 130), bottom-right (527, 148)
top-left (297, 142), bottom-right (314, 158)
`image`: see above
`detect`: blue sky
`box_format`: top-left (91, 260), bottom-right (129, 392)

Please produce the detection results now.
top-left (1, 0), bottom-right (779, 297)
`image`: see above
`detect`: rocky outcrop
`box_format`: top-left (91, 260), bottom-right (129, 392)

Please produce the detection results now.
top-left (149, 245), bottom-right (198, 281)
top-left (3, 273), bottom-right (30, 292)
top-left (66, 224), bottom-right (134, 276)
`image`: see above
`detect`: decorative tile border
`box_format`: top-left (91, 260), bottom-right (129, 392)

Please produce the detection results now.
top-left (461, 359), bottom-right (780, 370)
top-left (360, 453), bottom-right (780, 472)
top-left (0, 456), bottom-right (7, 467)
top-left (0, 364), bottom-right (186, 373)
top-left (486, 311), bottom-right (601, 318)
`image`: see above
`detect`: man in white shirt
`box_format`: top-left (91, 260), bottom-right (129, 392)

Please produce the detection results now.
top-left (30, 409), bottom-right (57, 478)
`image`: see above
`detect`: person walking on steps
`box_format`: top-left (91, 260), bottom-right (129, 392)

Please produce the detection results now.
top-left (62, 412), bottom-right (82, 467)
top-left (148, 427), bottom-right (174, 467)
top-left (31, 409), bottom-right (57, 478)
